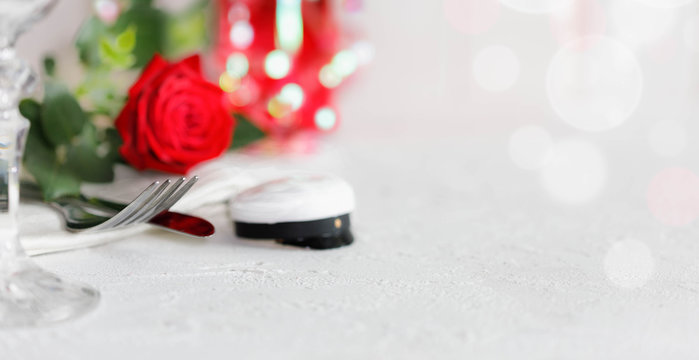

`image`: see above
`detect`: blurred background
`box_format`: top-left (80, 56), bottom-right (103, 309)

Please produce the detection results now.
top-left (17, 0), bottom-right (699, 231)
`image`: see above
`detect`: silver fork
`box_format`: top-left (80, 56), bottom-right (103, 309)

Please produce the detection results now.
top-left (59, 176), bottom-right (198, 232)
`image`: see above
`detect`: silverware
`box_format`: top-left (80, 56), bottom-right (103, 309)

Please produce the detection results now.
top-left (22, 178), bottom-right (215, 237)
top-left (74, 191), bottom-right (216, 238)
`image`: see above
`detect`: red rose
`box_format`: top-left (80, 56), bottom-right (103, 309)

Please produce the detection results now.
top-left (116, 54), bottom-right (234, 174)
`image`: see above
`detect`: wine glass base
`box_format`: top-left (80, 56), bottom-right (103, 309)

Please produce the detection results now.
top-left (0, 264), bottom-right (99, 327)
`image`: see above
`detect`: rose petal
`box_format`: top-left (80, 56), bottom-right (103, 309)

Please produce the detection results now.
top-left (128, 54), bottom-right (169, 98)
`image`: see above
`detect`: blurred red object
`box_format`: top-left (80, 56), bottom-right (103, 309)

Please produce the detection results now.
top-left (214, 0), bottom-right (365, 140)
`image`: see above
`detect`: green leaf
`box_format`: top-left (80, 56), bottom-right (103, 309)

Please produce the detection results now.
top-left (115, 25), bottom-right (136, 52)
top-left (165, 0), bottom-right (209, 58)
top-left (104, 127), bottom-right (123, 160)
top-left (76, 70), bottom-right (126, 118)
top-left (96, 25), bottom-right (137, 69)
top-left (115, 4), bottom-right (166, 68)
top-left (40, 82), bottom-right (88, 146)
top-left (75, 17), bottom-right (109, 67)
top-left (43, 56), bottom-right (56, 77)
top-left (19, 99), bottom-right (41, 122)
top-left (64, 123), bottom-right (115, 183)
top-left (20, 99), bottom-right (53, 154)
top-left (99, 36), bottom-right (136, 69)
top-left (98, 37), bottom-right (120, 62)
top-left (231, 114), bottom-right (266, 150)
top-left (23, 112), bottom-right (81, 201)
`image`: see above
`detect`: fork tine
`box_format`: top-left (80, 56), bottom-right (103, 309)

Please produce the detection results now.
top-left (91, 180), bottom-right (162, 231)
top-left (136, 177), bottom-right (186, 220)
top-left (156, 176), bottom-right (198, 213)
top-left (117, 179), bottom-right (175, 227)
top-left (121, 177), bottom-right (185, 226)
top-left (107, 176), bottom-right (195, 229)
top-left (74, 176), bottom-right (199, 232)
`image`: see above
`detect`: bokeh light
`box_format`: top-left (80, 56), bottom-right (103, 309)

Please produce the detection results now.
top-left (227, 2), bottom-right (250, 23)
top-left (473, 45), bottom-right (520, 92)
top-left (279, 83), bottom-right (304, 110)
top-left (276, 0), bottom-right (304, 53)
top-left (648, 120), bottom-right (687, 158)
top-left (226, 53), bottom-right (249, 79)
top-left (508, 125), bottom-right (554, 170)
top-left (499, 0), bottom-right (573, 14)
top-left (264, 50), bottom-right (291, 79)
top-left (314, 107), bottom-right (337, 131)
top-left (610, 0), bottom-right (676, 47)
top-left (331, 50), bottom-right (359, 78)
top-left (230, 20), bottom-right (254, 49)
top-left (443, 0), bottom-right (500, 35)
top-left (547, 36), bottom-right (643, 132)
top-left (319, 65), bottom-right (343, 88)
top-left (604, 239), bottom-right (655, 289)
top-left (540, 139), bottom-right (606, 204)
top-left (268, 98), bottom-right (292, 119)
top-left (647, 167), bottom-right (699, 226)
top-left (219, 72), bottom-right (239, 93)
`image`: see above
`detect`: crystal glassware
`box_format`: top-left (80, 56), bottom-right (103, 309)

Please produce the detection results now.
top-left (0, 0), bottom-right (98, 326)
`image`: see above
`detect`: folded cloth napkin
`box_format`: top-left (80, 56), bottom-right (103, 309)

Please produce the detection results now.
top-left (20, 153), bottom-right (285, 256)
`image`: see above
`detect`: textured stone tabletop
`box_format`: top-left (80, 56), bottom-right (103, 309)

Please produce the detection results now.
top-left (1, 132), bottom-right (697, 359)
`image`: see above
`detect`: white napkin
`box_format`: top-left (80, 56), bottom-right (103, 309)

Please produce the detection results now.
top-left (20, 153), bottom-right (284, 256)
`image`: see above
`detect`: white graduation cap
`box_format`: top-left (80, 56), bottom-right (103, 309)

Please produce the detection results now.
top-left (229, 173), bottom-right (355, 249)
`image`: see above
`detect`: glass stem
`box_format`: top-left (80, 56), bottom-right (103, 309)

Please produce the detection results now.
top-left (0, 44), bottom-right (29, 266)
top-left (0, 0), bottom-right (100, 327)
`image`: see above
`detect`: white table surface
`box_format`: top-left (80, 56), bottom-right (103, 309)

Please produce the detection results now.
top-left (1, 132), bottom-right (697, 360)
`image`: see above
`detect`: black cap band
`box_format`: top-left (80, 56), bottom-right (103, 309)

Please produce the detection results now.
top-left (234, 214), bottom-right (351, 239)
top-left (234, 214), bottom-right (353, 250)
top-left (277, 230), bottom-right (353, 250)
